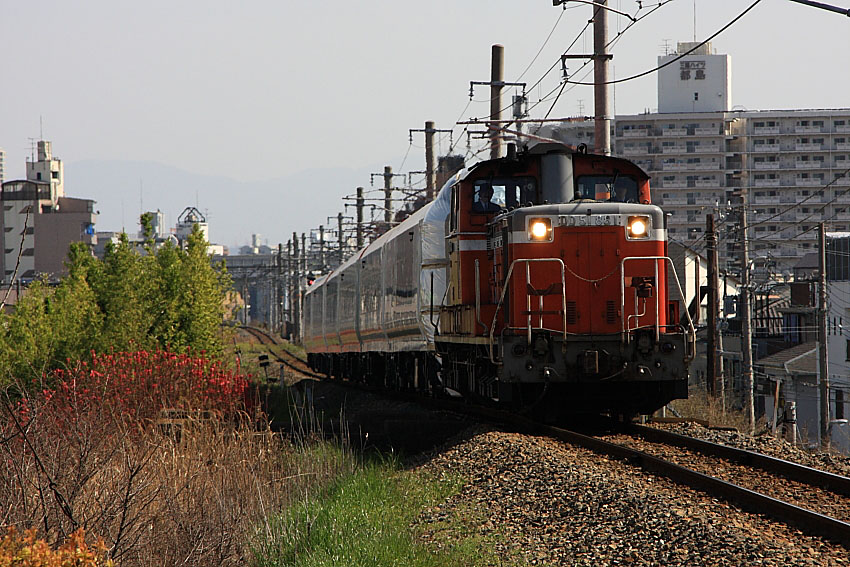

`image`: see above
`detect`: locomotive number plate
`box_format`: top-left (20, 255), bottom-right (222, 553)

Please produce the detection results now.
top-left (558, 214), bottom-right (619, 227)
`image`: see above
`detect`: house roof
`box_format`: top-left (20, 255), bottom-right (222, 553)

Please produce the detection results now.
top-left (756, 341), bottom-right (817, 376)
top-left (794, 252), bottom-right (819, 270)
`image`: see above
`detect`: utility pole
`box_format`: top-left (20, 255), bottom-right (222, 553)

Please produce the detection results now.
top-left (292, 232), bottom-right (300, 344)
top-left (593, 1), bottom-right (611, 155)
top-left (319, 225), bottom-right (325, 272)
top-left (706, 214), bottom-right (719, 396)
top-left (425, 121), bottom-right (436, 200)
top-left (286, 239), bottom-right (292, 334)
top-left (818, 222), bottom-right (831, 449)
top-left (383, 166), bottom-right (393, 224)
top-left (301, 232), bottom-right (307, 278)
top-left (556, 2), bottom-right (613, 155)
top-left (337, 212), bottom-right (344, 265)
top-left (356, 187), bottom-right (364, 249)
top-left (409, 122), bottom-right (452, 201)
top-left (740, 191), bottom-right (755, 432)
top-left (277, 243), bottom-right (283, 334)
top-left (489, 44), bottom-right (504, 160)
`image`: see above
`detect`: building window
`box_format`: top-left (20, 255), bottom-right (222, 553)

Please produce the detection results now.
top-left (837, 390), bottom-right (846, 420)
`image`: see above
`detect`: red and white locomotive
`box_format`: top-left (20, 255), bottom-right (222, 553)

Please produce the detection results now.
top-left (303, 143), bottom-right (694, 416)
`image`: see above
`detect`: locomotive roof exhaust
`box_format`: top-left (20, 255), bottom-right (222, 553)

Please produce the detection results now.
top-left (540, 150), bottom-right (574, 204)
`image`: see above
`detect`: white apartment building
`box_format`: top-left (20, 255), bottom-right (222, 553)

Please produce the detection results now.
top-left (535, 42), bottom-right (850, 277)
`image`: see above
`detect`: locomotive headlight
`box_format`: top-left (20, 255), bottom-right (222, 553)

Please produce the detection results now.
top-left (528, 218), bottom-right (553, 241)
top-left (627, 216), bottom-right (650, 238)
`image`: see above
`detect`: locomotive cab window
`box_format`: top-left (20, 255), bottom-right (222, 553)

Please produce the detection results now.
top-left (574, 174), bottom-right (638, 203)
top-left (472, 177), bottom-right (537, 213)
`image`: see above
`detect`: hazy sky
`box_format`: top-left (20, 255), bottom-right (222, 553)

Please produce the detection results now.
top-left (2, 0), bottom-right (849, 243)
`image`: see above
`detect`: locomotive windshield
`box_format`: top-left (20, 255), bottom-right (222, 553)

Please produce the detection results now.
top-left (575, 174), bottom-right (639, 203)
top-left (473, 177), bottom-right (537, 212)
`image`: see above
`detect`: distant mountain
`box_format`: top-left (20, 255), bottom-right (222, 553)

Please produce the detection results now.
top-left (67, 160), bottom-right (388, 250)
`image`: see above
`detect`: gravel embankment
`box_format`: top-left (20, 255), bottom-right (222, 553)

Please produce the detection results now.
top-left (601, 431), bottom-right (850, 525)
top-left (414, 426), bottom-right (850, 566)
top-left (652, 421), bottom-right (850, 478)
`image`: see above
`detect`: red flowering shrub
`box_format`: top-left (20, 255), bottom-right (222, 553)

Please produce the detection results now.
top-left (10, 349), bottom-right (253, 432)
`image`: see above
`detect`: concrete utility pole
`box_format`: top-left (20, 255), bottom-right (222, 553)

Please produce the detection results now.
top-left (593, 1), bottom-right (611, 155)
top-left (383, 166), bottom-right (393, 224)
top-left (286, 239), bottom-right (292, 332)
top-left (277, 242), bottom-right (283, 334)
top-left (356, 187), bottom-right (364, 250)
top-left (319, 225), bottom-right (325, 272)
top-left (706, 214), bottom-right (719, 396)
top-left (337, 212), bottom-right (344, 265)
top-left (818, 222), bottom-right (831, 449)
top-left (556, 2), bottom-right (613, 155)
top-left (301, 233), bottom-right (307, 277)
top-left (489, 44), bottom-right (504, 160)
top-left (292, 232), bottom-right (300, 344)
top-left (425, 122), bottom-right (436, 200)
top-left (409, 122), bottom-right (452, 202)
top-left (740, 192), bottom-right (755, 432)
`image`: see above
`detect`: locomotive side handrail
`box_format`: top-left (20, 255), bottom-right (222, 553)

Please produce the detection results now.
top-left (489, 257), bottom-right (567, 363)
top-left (619, 256), bottom-right (696, 362)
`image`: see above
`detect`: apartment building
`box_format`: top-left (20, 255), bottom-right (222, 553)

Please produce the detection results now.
top-left (535, 42), bottom-right (850, 277)
top-left (0, 140), bottom-right (96, 283)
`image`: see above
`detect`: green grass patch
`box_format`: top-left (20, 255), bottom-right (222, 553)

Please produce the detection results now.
top-left (251, 459), bottom-right (498, 567)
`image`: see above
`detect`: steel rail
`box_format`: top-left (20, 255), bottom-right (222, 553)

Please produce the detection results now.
top-left (628, 423), bottom-right (850, 498)
top-left (544, 424), bottom-right (850, 549)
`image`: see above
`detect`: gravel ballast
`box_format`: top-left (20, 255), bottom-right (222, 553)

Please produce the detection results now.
top-left (414, 426), bottom-right (850, 566)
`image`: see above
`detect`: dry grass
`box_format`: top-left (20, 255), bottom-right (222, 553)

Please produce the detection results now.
top-left (668, 388), bottom-right (767, 433)
top-left (0, 412), bottom-right (355, 566)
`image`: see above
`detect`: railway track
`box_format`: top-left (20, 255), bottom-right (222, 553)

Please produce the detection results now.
top-left (540, 422), bottom-right (850, 548)
top-left (235, 326), bottom-right (323, 379)
top-left (224, 333), bottom-right (850, 546)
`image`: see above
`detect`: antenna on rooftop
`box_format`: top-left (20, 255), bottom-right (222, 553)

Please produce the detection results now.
top-left (693, 0), bottom-right (697, 42)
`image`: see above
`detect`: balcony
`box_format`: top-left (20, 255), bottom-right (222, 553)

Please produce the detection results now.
top-left (753, 127), bottom-right (780, 135)
top-left (836, 125), bottom-right (850, 134)
top-left (778, 247), bottom-right (799, 257)
top-left (796, 161), bottom-right (827, 169)
top-left (662, 129), bottom-right (688, 137)
top-left (695, 179), bottom-right (719, 188)
top-left (695, 127), bottom-right (720, 136)
top-left (662, 162), bottom-right (688, 171)
top-left (795, 143), bottom-right (824, 151)
top-left (623, 146), bottom-right (650, 156)
top-left (623, 129), bottom-right (650, 138)
top-left (779, 195), bottom-right (797, 204)
top-left (661, 196), bottom-right (688, 205)
top-left (795, 125), bottom-right (824, 134)
top-left (752, 195), bottom-right (781, 205)
top-left (753, 161), bottom-right (781, 170)
top-left (795, 177), bottom-right (825, 187)
top-left (754, 178), bottom-right (781, 187)
top-left (662, 146), bottom-right (687, 154)
top-left (751, 144), bottom-right (780, 153)
top-left (835, 143), bottom-right (850, 151)
top-left (693, 162), bottom-right (722, 170)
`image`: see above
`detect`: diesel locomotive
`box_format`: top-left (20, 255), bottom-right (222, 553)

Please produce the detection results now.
top-left (303, 142), bottom-right (694, 416)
